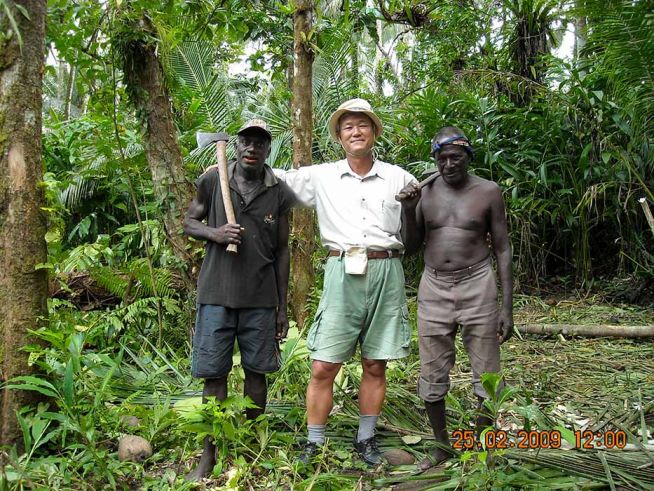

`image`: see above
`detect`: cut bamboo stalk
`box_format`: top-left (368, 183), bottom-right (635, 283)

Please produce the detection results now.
top-left (517, 324), bottom-right (654, 338)
top-left (639, 198), bottom-right (654, 238)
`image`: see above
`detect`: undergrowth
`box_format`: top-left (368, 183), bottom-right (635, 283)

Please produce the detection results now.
top-left (1, 292), bottom-right (653, 490)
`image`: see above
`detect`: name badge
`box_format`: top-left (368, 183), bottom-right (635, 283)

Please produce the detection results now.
top-left (344, 246), bottom-right (368, 275)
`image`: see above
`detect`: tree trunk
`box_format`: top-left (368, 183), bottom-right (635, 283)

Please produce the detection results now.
top-left (573, 16), bottom-right (587, 62)
top-left (290, 0), bottom-right (316, 328)
top-left (349, 31), bottom-right (360, 95)
top-left (0, 0), bottom-right (49, 449)
top-left (120, 15), bottom-right (196, 285)
top-left (63, 64), bottom-right (75, 120)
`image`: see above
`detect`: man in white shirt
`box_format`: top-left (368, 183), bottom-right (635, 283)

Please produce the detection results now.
top-left (278, 99), bottom-right (416, 465)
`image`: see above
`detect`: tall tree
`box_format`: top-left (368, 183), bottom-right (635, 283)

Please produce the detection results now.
top-left (115, 10), bottom-right (196, 283)
top-left (505, 0), bottom-right (558, 103)
top-left (290, 0), bottom-right (316, 328)
top-left (0, 0), bottom-right (48, 448)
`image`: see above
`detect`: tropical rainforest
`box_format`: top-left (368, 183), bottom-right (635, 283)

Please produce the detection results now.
top-left (1, 0), bottom-right (653, 489)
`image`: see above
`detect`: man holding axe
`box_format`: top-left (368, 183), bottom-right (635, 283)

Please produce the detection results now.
top-left (183, 120), bottom-right (295, 480)
top-left (398, 126), bottom-right (514, 470)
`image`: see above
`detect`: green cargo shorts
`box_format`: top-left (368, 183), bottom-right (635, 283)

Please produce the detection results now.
top-left (307, 256), bottom-right (411, 363)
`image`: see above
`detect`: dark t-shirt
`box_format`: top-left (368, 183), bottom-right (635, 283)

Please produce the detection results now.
top-left (195, 162), bottom-right (295, 308)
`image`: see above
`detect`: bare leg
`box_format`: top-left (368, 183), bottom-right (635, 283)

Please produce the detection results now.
top-left (306, 360), bottom-right (341, 425)
top-left (350, 359), bottom-right (388, 465)
top-left (358, 358), bottom-right (386, 415)
top-left (244, 369), bottom-right (267, 420)
top-left (185, 376), bottom-right (228, 481)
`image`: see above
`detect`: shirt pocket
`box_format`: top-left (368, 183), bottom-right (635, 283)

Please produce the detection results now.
top-left (379, 198), bottom-right (401, 235)
top-left (259, 210), bottom-right (279, 248)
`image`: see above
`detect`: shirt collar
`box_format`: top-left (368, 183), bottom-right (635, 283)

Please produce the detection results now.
top-left (227, 161), bottom-right (278, 187)
top-left (337, 159), bottom-right (386, 180)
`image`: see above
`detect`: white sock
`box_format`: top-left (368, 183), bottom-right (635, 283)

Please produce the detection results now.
top-left (357, 414), bottom-right (379, 442)
top-left (307, 424), bottom-right (325, 444)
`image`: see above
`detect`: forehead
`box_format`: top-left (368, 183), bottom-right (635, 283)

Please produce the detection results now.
top-left (339, 112), bottom-right (373, 126)
top-left (436, 145), bottom-right (468, 159)
top-left (238, 129), bottom-right (270, 142)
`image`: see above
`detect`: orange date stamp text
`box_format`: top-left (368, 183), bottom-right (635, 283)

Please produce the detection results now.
top-left (452, 429), bottom-right (563, 450)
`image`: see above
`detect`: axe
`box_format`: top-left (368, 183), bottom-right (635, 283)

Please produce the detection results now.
top-left (395, 170), bottom-right (441, 201)
top-left (196, 131), bottom-right (238, 253)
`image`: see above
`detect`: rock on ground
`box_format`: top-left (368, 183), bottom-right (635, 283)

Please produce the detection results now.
top-left (117, 435), bottom-right (153, 462)
top-left (383, 448), bottom-right (416, 465)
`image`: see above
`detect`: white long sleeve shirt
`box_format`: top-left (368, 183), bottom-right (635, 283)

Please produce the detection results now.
top-left (275, 159), bottom-right (416, 252)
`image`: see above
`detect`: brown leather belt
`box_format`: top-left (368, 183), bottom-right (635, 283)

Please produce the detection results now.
top-left (328, 249), bottom-right (400, 259)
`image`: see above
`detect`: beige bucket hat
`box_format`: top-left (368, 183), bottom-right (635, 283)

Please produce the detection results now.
top-left (327, 98), bottom-right (383, 142)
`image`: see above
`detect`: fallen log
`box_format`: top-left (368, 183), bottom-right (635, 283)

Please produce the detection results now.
top-left (517, 324), bottom-right (654, 338)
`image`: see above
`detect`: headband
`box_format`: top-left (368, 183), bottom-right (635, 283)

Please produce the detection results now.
top-left (431, 135), bottom-right (474, 157)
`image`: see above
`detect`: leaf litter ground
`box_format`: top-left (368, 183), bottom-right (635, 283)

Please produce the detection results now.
top-left (149, 295), bottom-right (654, 489)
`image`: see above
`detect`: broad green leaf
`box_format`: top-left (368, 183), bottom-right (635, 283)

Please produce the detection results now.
top-left (554, 425), bottom-right (576, 446)
top-left (401, 435), bottom-right (422, 445)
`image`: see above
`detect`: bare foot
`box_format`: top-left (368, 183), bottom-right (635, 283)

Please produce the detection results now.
top-left (185, 452), bottom-right (216, 482)
top-left (417, 447), bottom-right (451, 472)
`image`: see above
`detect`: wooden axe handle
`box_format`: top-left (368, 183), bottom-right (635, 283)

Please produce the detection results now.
top-left (215, 140), bottom-right (238, 253)
top-left (395, 172), bottom-right (440, 201)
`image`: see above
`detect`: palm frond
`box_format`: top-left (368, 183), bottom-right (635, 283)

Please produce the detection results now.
top-left (579, 0), bottom-right (654, 120)
top-left (170, 41), bottom-right (235, 130)
top-left (59, 158), bottom-right (105, 210)
top-left (268, 130), bottom-right (293, 169)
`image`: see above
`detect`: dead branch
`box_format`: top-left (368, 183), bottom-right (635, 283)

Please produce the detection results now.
top-left (517, 324), bottom-right (654, 338)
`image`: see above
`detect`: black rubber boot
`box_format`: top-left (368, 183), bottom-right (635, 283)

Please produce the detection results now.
top-left (418, 400), bottom-right (453, 471)
top-left (476, 396), bottom-right (494, 440)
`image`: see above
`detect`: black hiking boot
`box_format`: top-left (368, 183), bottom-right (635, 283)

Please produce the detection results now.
top-left (353, 435), bottom-right (385, 466)
top-left (296, 441), bottom-right (321, 465)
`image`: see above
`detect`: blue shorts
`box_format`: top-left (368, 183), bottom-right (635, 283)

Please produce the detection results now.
top-left (191, 305), bottom-right (281, 379)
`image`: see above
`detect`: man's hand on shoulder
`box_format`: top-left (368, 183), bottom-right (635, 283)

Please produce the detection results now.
top-left (497, 309), bottom-right (514, 344)
top-left (212, 223), bottom-right (242, 246)
top-left (275, 309), bottom-right (289, 341)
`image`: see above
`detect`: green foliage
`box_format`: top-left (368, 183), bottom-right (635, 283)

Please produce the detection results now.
top-left (179, 395), bottom-right (258, 475)
top-left (2, 297), bottom-right (194, 489)
top-left (0, 0), bottom-right (28, 51)
top-left (9, 0), bottom-right (652, 487)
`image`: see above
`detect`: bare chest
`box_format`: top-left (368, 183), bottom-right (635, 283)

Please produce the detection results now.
top-left (422, 186), bottom-right (490, 232)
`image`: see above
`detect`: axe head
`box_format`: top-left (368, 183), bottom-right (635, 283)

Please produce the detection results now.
top-left (196, 131), bottom-right (229, 149)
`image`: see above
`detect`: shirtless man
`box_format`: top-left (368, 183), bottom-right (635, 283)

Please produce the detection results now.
top-left (399, 126), bottom-right (514, 470)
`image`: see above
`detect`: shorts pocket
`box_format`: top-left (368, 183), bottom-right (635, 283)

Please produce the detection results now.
top-left (306, 308), bottom-right (324, 351)
top-left (400, 303), bottom-right (411, 348)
